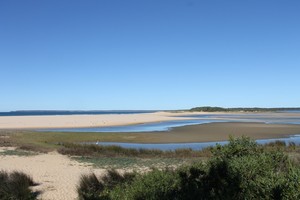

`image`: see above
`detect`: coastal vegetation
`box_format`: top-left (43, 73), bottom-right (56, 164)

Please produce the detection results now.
top-left (3, 136), bottom-right (300, 199)
top-left (58, 143), bottom-right (210, 169)
top-left (77, 137), bottom-right (300, 200)
top-left (190, 106), bottom-right (300, 112)
top-left (58, 143), bottom-right (211, 158)
top-left (0, 171), bottom-right (38, 200)
top-left (4, 121), bottom-right (300, 154)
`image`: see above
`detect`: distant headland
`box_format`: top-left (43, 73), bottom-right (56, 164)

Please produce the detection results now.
top-left (190, 106), bottom-right (300, 112)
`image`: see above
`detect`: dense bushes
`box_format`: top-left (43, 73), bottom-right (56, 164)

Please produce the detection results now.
top-left (78, 137), bottom-right (300, 200)
top-left (0, 171), bottom-right (38, 200)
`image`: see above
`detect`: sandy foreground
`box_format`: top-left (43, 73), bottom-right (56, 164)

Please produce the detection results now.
top-left (0, 147), bottom-right (106, 200)
top-left (0, 111), bottom-right (195, 129)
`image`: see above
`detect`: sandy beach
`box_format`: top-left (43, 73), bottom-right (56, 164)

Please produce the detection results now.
top-left (0, 112), bottom-right (196, 129)
top-left (1, 111), bottom-right (300, 130)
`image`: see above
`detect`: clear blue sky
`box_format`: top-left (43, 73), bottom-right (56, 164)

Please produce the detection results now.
top-left (1, 0), bottom-right (300, 111)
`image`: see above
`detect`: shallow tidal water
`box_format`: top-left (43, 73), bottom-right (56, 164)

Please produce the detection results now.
top-left (93, 135), bottom-right (300, 151)
top-left (43, 113), bottom-right (300, 133)
top-left (42, 112), bottom-right (300, 150)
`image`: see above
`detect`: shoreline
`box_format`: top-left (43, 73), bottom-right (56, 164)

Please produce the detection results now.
top-left (82, 122), bottom-right (300, 144)
top-left (1, 111), bottom-right (300, 130)
top-left (2, 112), bottom-right (300, 146)
top-left (159, 122), bottom-right (300, 143)
top-left (0, 111), bottom-right (201, 130)
top-left (3, 122), bottom-right (300, 145)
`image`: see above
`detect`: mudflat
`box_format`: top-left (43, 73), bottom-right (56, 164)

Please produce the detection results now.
top-left (148, 122), bottom-right (300, 143)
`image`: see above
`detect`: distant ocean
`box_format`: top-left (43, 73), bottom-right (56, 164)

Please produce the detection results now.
top-left (0, 110), bottom-right (158, 116)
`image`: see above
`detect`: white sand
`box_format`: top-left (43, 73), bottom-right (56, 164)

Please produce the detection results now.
top-left (0, 147), bottom-right (106, 200)
top-left (0, 112), bottom-right (196, 129)
top-left (1, 111), bottom-right (299, 130)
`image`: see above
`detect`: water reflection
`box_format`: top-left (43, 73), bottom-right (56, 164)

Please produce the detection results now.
top-left (94, 135), bottom-right (300, 151)
top-left (42, 119), bottom-right (227, 132)
top-left (42, 113), bottom-right (300, 132)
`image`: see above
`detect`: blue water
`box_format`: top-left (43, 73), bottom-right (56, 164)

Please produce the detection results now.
top-left (42, 119), bottom-right (228, 132)
top-left (94, 135), bottom-right (300, 151)
top-left (0, 110), bottom-right (158, 116)
top-left (36, 112), bottom-right (300, 150)
top-left (277, 110), bottom-right (300, 113)
top-left (180, 114), bottom-right (300, 125)
top-left (42, 113), bottom-right (300, 133)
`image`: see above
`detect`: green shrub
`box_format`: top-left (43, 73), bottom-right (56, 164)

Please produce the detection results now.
top-left (77, 173), bottom-right (104, 200)
top-left (118, 169), bottom-right (180, 200)
top-left (212, 136), bottom-right (261, 159)
top-left (77, 170), bottom-right (136, 200)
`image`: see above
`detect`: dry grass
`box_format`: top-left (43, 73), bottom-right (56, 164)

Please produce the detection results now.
top-left (0, 170), bottom-right (39, 199)
top-left (58, 143), bottom-right (212, 158)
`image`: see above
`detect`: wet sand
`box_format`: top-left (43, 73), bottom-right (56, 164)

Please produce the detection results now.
top-left (112, 122), bottom-right (300, 143)
top-left (1, 111), bottom-right (300, 131)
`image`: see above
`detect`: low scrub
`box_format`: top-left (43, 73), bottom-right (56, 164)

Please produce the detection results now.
top-left (77, 136), bottom-right (300, 200)
top-left (78, 169), bottom-right (136, 200)
top-left (58, 143), bottom-right (211, 158)
top-left (0, 171), bottom-right (38, 200)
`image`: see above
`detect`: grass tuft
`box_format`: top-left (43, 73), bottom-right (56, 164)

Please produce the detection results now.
top-left (0, 171), bottom-right (39, 200)
top-left (77, 170), bottom-right (136, 200)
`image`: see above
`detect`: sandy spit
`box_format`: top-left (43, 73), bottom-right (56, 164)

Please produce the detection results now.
top-left (0, 112), bottom-right (198, 129)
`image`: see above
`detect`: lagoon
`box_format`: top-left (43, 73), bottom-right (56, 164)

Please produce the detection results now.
top-left (42, 113), bottom-right (300, 133)
top-left (94, 135), bottom-right (300, 151)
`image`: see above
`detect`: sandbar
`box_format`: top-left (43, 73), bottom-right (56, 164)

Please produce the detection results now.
top-left (1, 111), bottom-right (300, 130)
top-left (0, 112), bottom-right (194, 129)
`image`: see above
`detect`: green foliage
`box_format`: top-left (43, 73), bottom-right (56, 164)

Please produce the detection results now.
top-left (78, 173), bottom-right (104, 200)
top-left (77, 137), bottom-right (300, 200)
top-left (117, 169), bottom-right (180, 200)
top-left (212, 136), bottom-right (261, 159)
top-left (0, 149), bottom-right (37, 156)
top-left (0, 171), bottom-right (38, 200)
top-left (74, 156), bottom-right (202, 170)
top-left (190, 106), bottom-right (227, 112)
